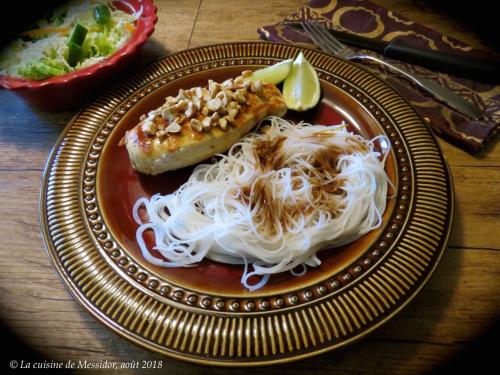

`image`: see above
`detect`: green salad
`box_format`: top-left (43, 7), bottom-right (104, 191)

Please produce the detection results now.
top-left (0, 0), bottom-right (138, 80)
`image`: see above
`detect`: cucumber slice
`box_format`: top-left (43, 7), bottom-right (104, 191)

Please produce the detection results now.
top-left (68, 23), bottom-right (87, 46)
top-left (67, 42), bottom-right (83, 67)
top-left (94, 5), bottom-right (111, 26)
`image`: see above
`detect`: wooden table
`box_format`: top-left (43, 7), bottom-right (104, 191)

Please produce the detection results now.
top-left (1, 1), bottom-right (499, 373)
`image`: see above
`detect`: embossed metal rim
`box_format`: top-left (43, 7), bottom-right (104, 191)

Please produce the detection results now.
top-left (40, 42), bottom-right (453, 366)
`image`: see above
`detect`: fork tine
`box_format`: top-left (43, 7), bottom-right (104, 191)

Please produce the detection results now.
top-left (309, 22), bottom-right (346, 52)
top-left (303, 22), bottom-right (342, 54)
top-left (301, 22), bottom-right (328, 51)
top-left (302, 22), bottom-right (342, 54)
top-left (302, 22), bottom-right (323, 48)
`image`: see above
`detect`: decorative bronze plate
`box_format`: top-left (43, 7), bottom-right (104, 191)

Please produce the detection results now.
top-left (40, 42), bottom-right (453, 366)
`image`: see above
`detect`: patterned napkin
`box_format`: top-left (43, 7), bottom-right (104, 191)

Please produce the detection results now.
top-left (257, 0), bottom-right (499, 153)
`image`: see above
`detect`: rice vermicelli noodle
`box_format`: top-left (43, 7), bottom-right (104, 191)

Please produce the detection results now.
top-left (133, 116), bottom-right (392, 291)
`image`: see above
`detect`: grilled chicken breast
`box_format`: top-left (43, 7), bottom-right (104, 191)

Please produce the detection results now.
top-left (123, 73), bottom-right (287, 175)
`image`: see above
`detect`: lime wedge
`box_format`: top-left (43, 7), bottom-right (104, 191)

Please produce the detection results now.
top-left (249, 59), bottom-right (293, 84)
top-left (282, 52), bottom-right (320, 111)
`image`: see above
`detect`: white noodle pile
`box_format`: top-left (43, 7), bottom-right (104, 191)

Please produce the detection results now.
top-left (133, 116), bottom-right (391, 291)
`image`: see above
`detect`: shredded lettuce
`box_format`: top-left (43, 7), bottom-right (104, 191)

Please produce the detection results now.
top-left (0, 0), bottom-right (136, 80)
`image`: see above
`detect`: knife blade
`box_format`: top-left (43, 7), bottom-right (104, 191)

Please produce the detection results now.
top-left (283, 22), bottom-right (500, 83)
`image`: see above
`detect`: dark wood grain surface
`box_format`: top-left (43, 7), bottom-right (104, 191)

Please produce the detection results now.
top-left (1, 1), bottom-right (498, 374)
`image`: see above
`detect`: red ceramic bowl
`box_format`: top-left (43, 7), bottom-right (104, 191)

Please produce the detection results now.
top-left (0, 0), bottom-right (157, 110)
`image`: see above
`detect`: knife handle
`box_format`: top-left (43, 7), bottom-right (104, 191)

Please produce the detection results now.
top-left (384, 39), bottom-right (500, 83)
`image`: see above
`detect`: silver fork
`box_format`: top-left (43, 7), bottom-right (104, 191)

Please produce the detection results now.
top-left (301, 22), bottom-right (482, 120)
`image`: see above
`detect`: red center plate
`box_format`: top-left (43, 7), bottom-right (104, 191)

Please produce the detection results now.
top-left (98, 65), bottom-right (397, 296)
